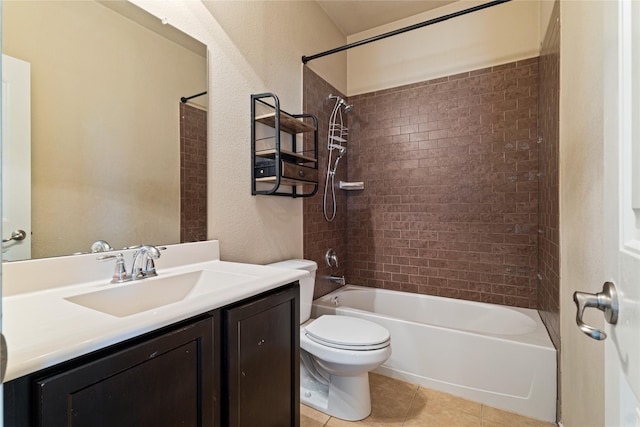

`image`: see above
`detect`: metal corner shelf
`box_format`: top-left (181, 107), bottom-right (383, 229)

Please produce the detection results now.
top-left (251, 93), bottom-right (319, 198)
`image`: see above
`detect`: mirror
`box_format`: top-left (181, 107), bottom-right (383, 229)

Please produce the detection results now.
top-left (2, 0), bottom-right (208, 261)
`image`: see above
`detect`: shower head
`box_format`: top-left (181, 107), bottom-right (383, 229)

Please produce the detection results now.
top-left (338, 98), bottom-right (354, 114)
top-left (328, 94), bottom-right (354, 114)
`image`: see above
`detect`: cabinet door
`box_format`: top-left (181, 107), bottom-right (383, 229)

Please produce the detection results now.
top-left (36, 317), bottom-right (215, 427)
top-left (224, 285), bottom-right (299, 427)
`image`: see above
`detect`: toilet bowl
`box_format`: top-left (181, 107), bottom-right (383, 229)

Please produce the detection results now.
top-left (268, 259), bottom-right (392, 421)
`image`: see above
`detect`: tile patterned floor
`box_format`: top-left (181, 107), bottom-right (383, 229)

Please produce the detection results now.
top-left (300, 373), bottom-right (557, 427)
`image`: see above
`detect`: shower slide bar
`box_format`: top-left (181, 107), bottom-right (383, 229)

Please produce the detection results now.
top-left (302, 0), bottom-right (511, 64)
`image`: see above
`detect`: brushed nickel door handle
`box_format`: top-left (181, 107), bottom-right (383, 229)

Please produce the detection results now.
top-left (2, 229), bottom-right (26, 243)
top-left (573, 281), bottom-right (618, 340)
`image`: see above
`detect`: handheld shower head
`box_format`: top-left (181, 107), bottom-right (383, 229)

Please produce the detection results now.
top-left (324, 94), bottom-right (350, 223)
top-left (338, 98), bottom-right (354, 114)
top-left (328, 95), bottom-right (354, 114)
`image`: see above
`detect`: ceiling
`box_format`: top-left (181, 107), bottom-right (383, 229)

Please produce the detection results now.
top-left (315, 0), bottom-right (459, 36)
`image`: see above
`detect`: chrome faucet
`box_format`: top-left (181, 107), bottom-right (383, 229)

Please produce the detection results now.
top-left (328, 275), bottom-right (346, 285)
top-left (130, 245), bottom-right (162, 280)
top-left (97, 253), bottom-right (130, 283)
top-left (97, 244), bottom-right (165, 283)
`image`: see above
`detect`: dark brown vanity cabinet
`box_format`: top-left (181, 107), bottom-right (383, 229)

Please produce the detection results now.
top-left (36, 317), bottom-right (216, 427)
top-left (222, 284), bottom-right (300, 427)
top-left (5, 316), bottom-right (217, 427)
top-left (4, 282), bottom-right (299, 427)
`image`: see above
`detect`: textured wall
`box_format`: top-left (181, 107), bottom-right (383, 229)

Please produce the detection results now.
top-left (559, 1), bottom-right (605, 425)
top-left (347, 0), bottom-right (540, 96)
top-left (302, 67), bottom-right (349, 299)
top-left (133, 0), bottom-right (347, 264)
top-left (345, 58), bottom-right (540, 309)
top-left (180, 103), bottom-right (208, 243)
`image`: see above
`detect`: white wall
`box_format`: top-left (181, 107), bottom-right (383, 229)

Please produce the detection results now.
top-left (131, 0), bottom-right (346, 263)
top-left (558, 1), bottom-right (605, 426)
top-left (539, 0), bottom-right (555, 46)
top-left (346, 0), bottom-right (540, 96)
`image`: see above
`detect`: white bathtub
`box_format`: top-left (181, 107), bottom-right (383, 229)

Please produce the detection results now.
top-left (312, 285), bottom-right (557, 422)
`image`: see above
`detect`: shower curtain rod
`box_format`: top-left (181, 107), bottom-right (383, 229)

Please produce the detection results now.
top-left (302, 0), bottom-right (511, 64)
top-left (180, 91), bottom-right (208, 103)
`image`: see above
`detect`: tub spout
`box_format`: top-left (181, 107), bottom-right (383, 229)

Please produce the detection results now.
top-left (328, 275), bottom-right (345, 285)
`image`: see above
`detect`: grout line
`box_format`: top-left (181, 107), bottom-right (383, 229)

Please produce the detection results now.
top-left (400, 384), bottom-right (421, 426)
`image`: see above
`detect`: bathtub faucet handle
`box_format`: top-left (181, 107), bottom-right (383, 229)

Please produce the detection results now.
top-left (325, 248), bottom-right (339, 268)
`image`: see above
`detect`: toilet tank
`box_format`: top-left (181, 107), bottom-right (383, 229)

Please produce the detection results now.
top-left (267, 259), bottom-right (317, 324)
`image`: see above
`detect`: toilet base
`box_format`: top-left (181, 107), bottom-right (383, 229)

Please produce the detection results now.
top-left (300, 361), bottom-right (372, 421)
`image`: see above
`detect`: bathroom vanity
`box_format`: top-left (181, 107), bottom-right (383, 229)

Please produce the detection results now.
top-left (2, 241), bottom-right (303, 427)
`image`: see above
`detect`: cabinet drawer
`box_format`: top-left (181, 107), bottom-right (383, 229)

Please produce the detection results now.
top-left (35, 318), bottom-right (215, 427)
top-left (255, 160), bottom-right (318, 183)
top-left (281, 162), bottom-right (317, 182)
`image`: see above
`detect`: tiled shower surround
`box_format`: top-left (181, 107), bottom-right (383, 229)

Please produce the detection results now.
top-left (538, 3), bottom-right (560, 351)
top-left (304, 58), bottom-right (540, 309)
top-left (345, 58), bottom-right (540, 308)
top-left (302, 67), bottom-right (349, 298)
top-left (538, 2), bottom-right (561, 419)
top-left (180, 103), bottom-right (208, 243)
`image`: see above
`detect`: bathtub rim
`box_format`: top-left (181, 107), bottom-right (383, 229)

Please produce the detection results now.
top-left (312, 285), bottom-right (555, 350)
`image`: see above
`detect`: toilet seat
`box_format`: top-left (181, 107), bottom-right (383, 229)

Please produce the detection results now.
top-left (304, 315), bottom-right (390, 351)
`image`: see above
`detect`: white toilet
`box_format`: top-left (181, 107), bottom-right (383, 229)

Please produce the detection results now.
top-left (268, 259), bottom-right (391, 421)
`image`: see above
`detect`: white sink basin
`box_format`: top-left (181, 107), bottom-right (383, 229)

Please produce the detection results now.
top-left (65, 270), bottom-right (256, 317)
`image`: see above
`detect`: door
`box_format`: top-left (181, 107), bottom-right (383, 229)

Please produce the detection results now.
top-left (223, 285), bottom-right (299, 427)
top-left (603, 0), bottom-right (640, 425)
top-left (1, 54), bottom-right (30, 261)
top-left (35, 318), bottom-right (215, 427)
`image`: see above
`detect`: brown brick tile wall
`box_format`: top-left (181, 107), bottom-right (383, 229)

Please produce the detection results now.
top-left (538, 3), bottom-right (560, 349)
top-left (303, 67), bottom-right (349, 299)
top-left (538, 1), bottom-right (561, 420)
top-left (345, 58), bottom-right (540, 309)
top-left (180, 103), bottom-right (207, 243)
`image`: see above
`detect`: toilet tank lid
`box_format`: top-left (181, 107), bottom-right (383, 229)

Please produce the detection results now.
top-left (267, 259), bottom-right (317, 272)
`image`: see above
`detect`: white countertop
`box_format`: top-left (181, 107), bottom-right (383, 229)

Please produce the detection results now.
top-left (2, 241), bottom-right (306, 382)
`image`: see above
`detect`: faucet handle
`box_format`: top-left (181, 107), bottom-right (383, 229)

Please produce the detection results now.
top-left (90, 240), bottom-right (114, 253)
top-left (142, 246), bottom-right (167, 276)
top-left (325, 248), bottom-right (339, 268)
top-left (97, 253), bottom-right (130, 283)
